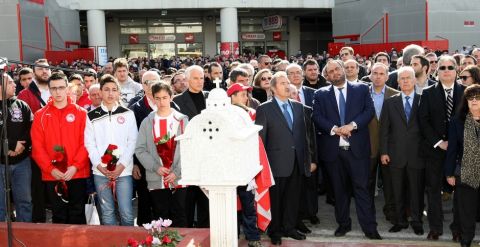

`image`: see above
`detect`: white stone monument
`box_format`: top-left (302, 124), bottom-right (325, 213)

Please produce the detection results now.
top-left (175, 80), bottom-right (262, 247)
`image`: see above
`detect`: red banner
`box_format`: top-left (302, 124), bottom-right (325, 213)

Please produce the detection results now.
top-left (273, 32), bottom-right (282, 41)
top-left (184, 33), bottom-right (194, 43)
top-left (220, 42), bottom-right (239, 59)
top-left (129, 34), bottom-right (139, 44)
top-left (28, 0), bottom-right (44, 4)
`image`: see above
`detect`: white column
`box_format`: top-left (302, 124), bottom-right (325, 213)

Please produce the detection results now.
top-left (288, 16), bottom-right (301, 56)
top-left (206, 186), bottom-right (238, 247)
top-left (220, 8), bottom-right (238, 43)
top-left (203, 16), bottom-right (217, 57)
top-left (87, 10), bottom-right (106, 48)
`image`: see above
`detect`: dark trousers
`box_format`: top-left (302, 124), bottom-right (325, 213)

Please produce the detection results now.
top-left (457, 182), bottom-right (479, 243)
top-left (45, 178), bottom-right (86, 224)
top-left (299, 170), bottom-right (318, 220)
top-left (269, 162), bottom-right (302, 239)
top-left (369, 156), bottom-right (395, 220)
top-left (237, 186), bottom-right (260, 241)
top-left (390, 166), bottom-right (424, 227)
top-left (31, 159), bottom-right (46, 223)
top-left (326, 149), bottom-right (377, 233)
top-left (450, 175), bottom-right (461, 233)
top-left (150, 188), bottom-right (187, 227)
top-left (424, 158), bottom-right (444, 232)
top-left (186, 186), bottom-right (209, 227)
top-left (135, 165), bottom-right (153, 225)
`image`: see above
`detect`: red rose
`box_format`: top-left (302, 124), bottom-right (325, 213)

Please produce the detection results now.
top-left (53, 152), bottom-right (64, 162)
top-left (127, 238), bottom-right (138, 247)
top-left (162, 235), bottom-right (172, 244)
top-left (107, 144), bottom-right (118, 150)
top-left (107, 162), bottom-right (116, 171)
top-left (145, 235), bottom-right (153, 245)
top-left (101, 154), bottom-right (113, 164)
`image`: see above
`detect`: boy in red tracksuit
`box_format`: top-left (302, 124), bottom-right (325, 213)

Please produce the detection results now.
top-left (31, 72), bottom-right (90, 224)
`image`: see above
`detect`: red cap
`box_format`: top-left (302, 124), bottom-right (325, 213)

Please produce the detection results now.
top-left (227, 83), bottom-right (252, 97)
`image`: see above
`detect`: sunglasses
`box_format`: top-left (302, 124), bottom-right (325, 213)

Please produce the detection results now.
top-left (429, 61), bottom-right (438, 64)
top-left (143, 79), bottom-right (159, 85)
top-left (261, 76), bottom-right (272, 81)
top-left (466, 95), bottom-right (479, 101)
top-left (438, 65), bottom-right (455, 71)
top-left (340, 53), bottom-right (350, 57)
top-left (459, 75), bottom-right (471, 81)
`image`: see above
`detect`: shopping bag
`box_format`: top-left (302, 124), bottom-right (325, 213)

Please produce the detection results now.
top-left (85, 193), bottom-right (100, 225)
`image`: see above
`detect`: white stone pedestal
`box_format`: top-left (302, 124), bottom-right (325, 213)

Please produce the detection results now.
top-left (205, 186), bottom-right (238, 247)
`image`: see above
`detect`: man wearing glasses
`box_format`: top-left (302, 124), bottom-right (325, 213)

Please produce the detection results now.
top-left (426, 53), bottom-right (438, 80)
top-left (31, 72), bottom-right (90, 224)
top-left (419, 55), bottom-right (466, 241)
top-left (258, 55), bottom-right (273, 71)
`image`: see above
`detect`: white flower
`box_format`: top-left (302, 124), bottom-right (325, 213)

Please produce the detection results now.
top-left (100, 163), bottom-right (107, 168)
top-left (112, 149), bottom-right (121, 157)
top-left (142, 223), bottom-right (152, 230)
top-left (152, 237), bottom-right (161, 245)
top-left (162, 219), bottom-right (172, 227)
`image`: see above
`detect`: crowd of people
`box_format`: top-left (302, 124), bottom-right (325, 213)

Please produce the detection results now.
top-left (1, 44), bottom-right (480, 247)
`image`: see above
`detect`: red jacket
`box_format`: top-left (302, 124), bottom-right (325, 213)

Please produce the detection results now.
top-left (77, 90), bottom-right (92, 110)
top-left (17, 82), bottom-right (44, 114)
top-left (31, 97), bottom-right (90, 181)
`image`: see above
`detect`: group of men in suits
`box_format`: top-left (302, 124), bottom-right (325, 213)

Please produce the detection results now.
top-left (169, 48), bottom-right (468, 246)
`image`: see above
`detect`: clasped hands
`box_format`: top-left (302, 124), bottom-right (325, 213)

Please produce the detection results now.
top-left (333, 123), bottom-right (355, 138)
top-left (8, 141), bottom-right (26, 157)
top-left (157, 166), bottom-right (176, 184)
top-left (97, 163), bottom-right (125, 180)
top-left (51, 166), bottom-right (77, 181)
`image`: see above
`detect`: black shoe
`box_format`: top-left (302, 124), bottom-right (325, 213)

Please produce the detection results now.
top-left (326, 197), bottom-right (335, 206)
top-left (412, 226), bottom-right (424, 235)
top-left (334, 225), bottom-right (351, 237)
top-left (270, 237), bottom-right (282, 245)
top-left (297, 222), bottom-right (312, 234)
top-left (284, 231), bottom-right (306, 240)
top-left (460, 240), bottom-right (471, 247)
top-left (388, 224), bottom-right (408, 233)
top-left (365, 231), bottom-right (382, 240)
top-left (309, 216), bottom-right (320, 225)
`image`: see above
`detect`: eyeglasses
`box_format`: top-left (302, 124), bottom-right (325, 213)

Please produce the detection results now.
top-left (459, 75), bottom-right (471, 81)
top-left (429, 61), bottom-right (438, 64)
top-left (261, 76), bottom-right (272, 81)
top-left (466, 95), bottom-right (479, 101)
top-left (438, 65), bottom-right (455, 71)
top-left (49, 86), bottom-right (67, 92)
top-left (340, 53), bottom-right (350, 57)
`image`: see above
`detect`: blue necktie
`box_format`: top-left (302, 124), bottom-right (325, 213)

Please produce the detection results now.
top-left (338, 87), bottom-right (346, 126)
top-left (282, 103), bottom-right (293, 130)
top-left (404, 96), bottom-right (412, 122)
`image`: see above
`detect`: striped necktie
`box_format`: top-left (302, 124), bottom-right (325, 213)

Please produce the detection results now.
top-left (445, 88), bottom-right (453, 121)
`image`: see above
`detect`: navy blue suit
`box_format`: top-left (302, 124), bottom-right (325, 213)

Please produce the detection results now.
top-left (302, 86), bottom-right (315, 107)
top-left (312, 82), bottom-right (377, 233)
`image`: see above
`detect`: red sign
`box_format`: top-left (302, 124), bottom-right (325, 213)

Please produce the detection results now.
top-left (464, 20), bottom-right (475, 27)
top-left (263, 15), bottom-right (283, 30)
top-left (220, 42), bottom-right (239, 59)
top-left (129, 34), bottom-right (139, 44)
top-left (184, 33), bottom-right (194, 43)
top-left (28, 0), bottom-right (45, 4)
top-left (273, 32), bottom-right (282, 41)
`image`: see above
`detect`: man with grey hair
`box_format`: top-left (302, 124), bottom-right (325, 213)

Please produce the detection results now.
top-left (276, 60), bottom-right (290, 72)
top-left (367, 62), bottom-right (399, 224)
top-left (238, 63), bottom-right (255, 85)
top-left (426, 52), bottom-right (438, 80)
top-left (380, 66), bottom-right (424, 235)
top-left (172, 65), bottom-right (210, 228)
top-left (256, 71), bottom-right (310, 245)
top-left (287, 63), bottom-right (315, 107)
top-left (471, 47), bottom-right (480, 64)
top-left (344, 59), bottom-right (361, 83)
top-left (419, 55), bottom-right (465, 241)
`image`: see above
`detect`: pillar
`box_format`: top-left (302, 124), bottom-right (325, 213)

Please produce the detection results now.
top-left (288, 16), bottom-right (301, 57)
top-left (87, 10), bottom-right (107, 65)
top-left (220, 8), bottom-right (239, 58)
top-left (206, 186), bottom-right (238, 247)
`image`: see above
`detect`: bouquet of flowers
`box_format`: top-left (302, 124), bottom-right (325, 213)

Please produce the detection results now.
top-left (51, 145), bottom-right (69, 203)
top-left (100, 144), bottom-right (120, 200)
top-left (153, 132), bottom-right (171, 146)
top-left (127, 218), bottom-right (183, 247)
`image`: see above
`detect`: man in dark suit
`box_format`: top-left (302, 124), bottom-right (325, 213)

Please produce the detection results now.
top-left (172, 65), bottom-right (209, 228)
top-left (386, 44), bottom-right (425, 90)
top-left (367, 63), bottom-right (399, 224)
top-left (287, 63), bottom-right (315, 107)
top-left (339, 47), bottom-right (367, 79)
top-left (256, 72), bottom-right (310, 245)
top-left (312, 60), bottom-right (381, 240)
top-left (419, 55), bottom-right (466, 240)
top-left (380, 66), bottom-right (425, 235)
